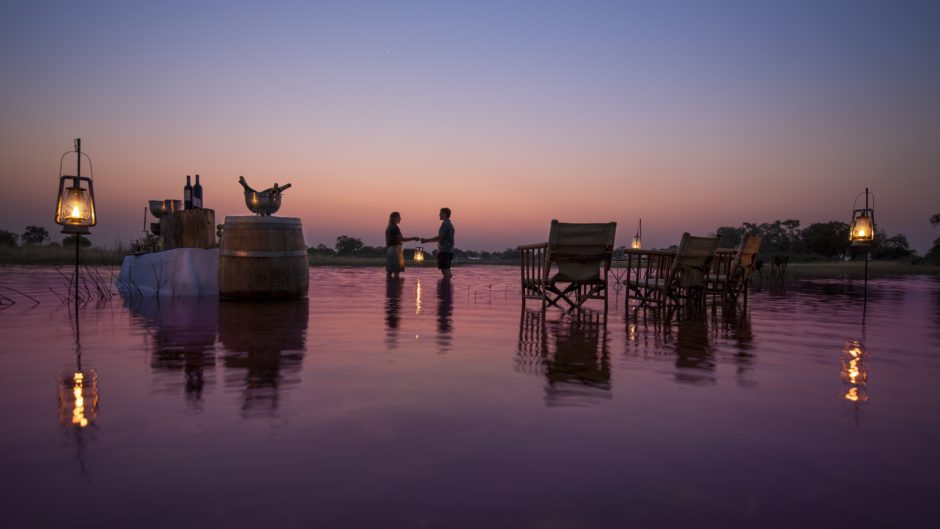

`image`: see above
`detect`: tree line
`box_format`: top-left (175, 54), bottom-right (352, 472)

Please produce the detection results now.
top-left (0, 225), bottom-right (92, 248)
top-left (314, 214), bottom-right (940, 264)
top-left (4, 214), bottom-right (940, 264)
top-left (711, 219), bottom-right (917, 260)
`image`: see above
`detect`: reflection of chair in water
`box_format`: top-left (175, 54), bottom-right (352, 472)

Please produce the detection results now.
top-left (517, 309), bottom-right (611, 406)
top-left (769, 255), bottom-right (789, 284)
top-left (669, 316), bottom-right (715, 385)
top-left (519, 220), bottom-right (616, 313)
top-left (716, 308), bottom-right (756, 388)
top-left (125, 296), bottom-right (218, 406)
top-left (219, 299), bottom-right (308, 416)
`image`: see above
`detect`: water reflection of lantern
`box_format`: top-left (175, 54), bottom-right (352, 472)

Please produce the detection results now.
top-left (415, 278), bottom-right (423, 316)
top-left (849, 188), bottom-right (875, 245)
top-left (55, 139), bottom-right (97, 234)
top-left (841, 340), bottom-right (870, 405)
top-left (57, 370), bottom-right (99, 428)
top-left (631, 219), bottom-right (642, 249)
top-left (413, 246), bottom-right (425, 264)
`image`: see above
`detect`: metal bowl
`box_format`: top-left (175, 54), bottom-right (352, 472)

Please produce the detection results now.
top-left (244, 191), bottom-right (281, 216)
top-left (149, 200), bottom-right (167, 218)
top-left (148, 199), bottom-right (183, 218)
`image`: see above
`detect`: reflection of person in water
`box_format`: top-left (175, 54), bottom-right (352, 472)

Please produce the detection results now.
top-left (218, 299), bottom-right (308, 416)
top-left (385, 277), bottom-right (405, 349)
top-left (436, 279), bottom-right (453, 352)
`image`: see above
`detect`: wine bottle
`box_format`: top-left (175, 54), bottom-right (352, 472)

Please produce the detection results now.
top-left (184, 175), bottom-right (193, 209)
top-left (193, 174), bottom-right (203, 208)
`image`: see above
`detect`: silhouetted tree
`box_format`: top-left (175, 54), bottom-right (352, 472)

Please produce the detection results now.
top-left (801, 221), bottom-right (850, 259)
top-left (21, 225), bottom-right (49, 245)
top-left (63, 235), bottom-right (92, 248)
top-left (0, 229), bottom-right (17, 247)
top-left (499, 248), bottom-right (520, 261)
top-left (715, 226), bottom-right (745, 249)
top-left (926, 214), bottom-right (940, 264)
top-left (334, 235), bottom-right (364, 256)
top-left (357, 245), bottom-right (385, 258)
top-left (872, 233), bottom-right (914, 260)
top-left (744, 219), bottom-right (801, 254)
top-left (307, 243), bottom-right (336, 257)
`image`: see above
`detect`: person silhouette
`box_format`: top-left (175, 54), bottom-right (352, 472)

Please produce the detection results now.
top-left (386, 211), bottom-right (419, 279)
top-left (421, 207), bottom-right (455, 279)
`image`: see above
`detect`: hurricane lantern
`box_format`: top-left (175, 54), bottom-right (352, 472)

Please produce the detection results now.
top-left (631, 219), bottom-right (642, 249)
top-left (849, 188), bottom-right (874, 246)
top-left (54, 139), bottom-right (96, 235)
top-left (413, 246), bottom-right (426, 264)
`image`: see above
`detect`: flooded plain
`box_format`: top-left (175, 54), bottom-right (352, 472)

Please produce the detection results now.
top-left (1, 265), bottom-right (938, 528)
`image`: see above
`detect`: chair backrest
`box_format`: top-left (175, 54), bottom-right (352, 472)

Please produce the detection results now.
top-left (732, 234), bottom-right (762, 271)
top-left (670, 232), bottom-right (720, 288)
top-left (547, 220), bottom-right (617, 281)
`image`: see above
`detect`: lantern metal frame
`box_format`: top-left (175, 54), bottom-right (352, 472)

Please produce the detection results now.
top-left (55, 138), bottom-right (97, 235)
top-left (849, 188), bottom-right (874, 246)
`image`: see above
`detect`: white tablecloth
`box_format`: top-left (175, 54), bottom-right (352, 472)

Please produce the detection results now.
top-left (117, 248), bottom-right (218, 297)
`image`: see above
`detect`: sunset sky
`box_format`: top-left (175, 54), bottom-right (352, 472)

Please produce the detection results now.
top-left (2, 1), bottom-right (937, 251)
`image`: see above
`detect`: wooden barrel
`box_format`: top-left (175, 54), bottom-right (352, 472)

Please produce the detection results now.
top-left (218, 216), bottom-right (309, 299)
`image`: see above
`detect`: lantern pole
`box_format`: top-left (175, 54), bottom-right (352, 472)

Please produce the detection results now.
top-left (74, 138), bottom-right (81, 312)
top-left (863, 187), bottom-right (869, 306)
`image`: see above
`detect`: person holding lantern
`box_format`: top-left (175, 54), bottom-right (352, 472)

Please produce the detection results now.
top-left (421, 207), bottom-right (455, 279)
top-left (386, 211), bottom-right (420, 279)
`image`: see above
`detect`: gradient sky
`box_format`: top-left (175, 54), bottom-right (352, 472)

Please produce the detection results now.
top-left (2, 1), bottom-right (938, 251)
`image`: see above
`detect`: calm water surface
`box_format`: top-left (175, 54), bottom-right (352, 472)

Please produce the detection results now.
top-left (1, 266), bottom-right (938, 528)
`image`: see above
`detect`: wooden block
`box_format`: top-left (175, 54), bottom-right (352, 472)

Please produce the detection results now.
top-left (161, 209), bottom-right (216, 249)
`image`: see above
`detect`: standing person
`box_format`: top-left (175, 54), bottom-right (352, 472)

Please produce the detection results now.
top-left (386, 212), bottom-right (419, 279)
top-left (421, 207), bottom-right (455, 279)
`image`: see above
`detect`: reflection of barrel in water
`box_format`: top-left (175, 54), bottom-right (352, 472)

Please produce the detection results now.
top-left (125, 296), bottom-right (218, 406)
top-left (517, 310), bottom-right (611, 407)
top-left (218, 299), bottom-right (308, 416)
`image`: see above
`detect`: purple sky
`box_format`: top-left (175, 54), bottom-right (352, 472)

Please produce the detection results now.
top-left (2, 1), bottom-right (938, 251)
